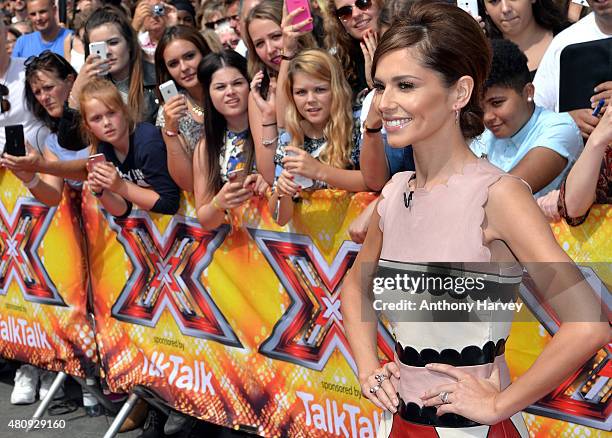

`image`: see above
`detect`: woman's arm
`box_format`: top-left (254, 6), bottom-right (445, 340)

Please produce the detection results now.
top-left (282, 146), bottom-right (369, 192)
top-left (159, 95), bottom-right (194, 191)
top-left (437, 177), bottom-right (610, 423)
top-left (359, 92), bottom-right (389, 191)
top-left (508, 147), bottom-right (567, 194)
top-left (193, 138), bottom-right (227, 230)
top-left (562, 100), bottom-right (612, 218)
top-left (162, 133), bottom-right (194, 191)
top-left (249, 94), bottom-right (276, 184)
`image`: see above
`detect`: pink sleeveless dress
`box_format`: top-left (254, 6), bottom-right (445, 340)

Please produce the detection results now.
top-left (375, 159), bottom-right (529, 437)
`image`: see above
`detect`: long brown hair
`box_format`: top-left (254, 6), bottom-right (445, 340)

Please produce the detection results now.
top-left (83, 6), bottom-right (147, 122)
top-left (373, 2), bottom-right (491, 139)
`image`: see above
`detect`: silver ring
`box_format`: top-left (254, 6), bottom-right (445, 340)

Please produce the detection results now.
top-left (374, 374), bottom-right (387, 384)
top-left (439, 391), bottom-right (450, 404)
top-left (369, 384), bottom-right (381, 394)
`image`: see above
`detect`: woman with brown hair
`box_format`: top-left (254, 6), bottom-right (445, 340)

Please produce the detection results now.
top-left (341, 3), bottom-right (609, 437)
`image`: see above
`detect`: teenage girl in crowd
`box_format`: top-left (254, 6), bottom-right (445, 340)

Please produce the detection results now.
top-left (1, 52), bottom-right (88, 207)
top-left (82, 79), bottom-right (180, 217)
top-left (267, 48), bottom-right (366, 226)
top-left (245, 0), bottom-right (315, 183)
top-left (155, 25), bottom-right (212, 191)
top-left (72, 6), bottom-right (159, 124)
top-left (478, 0), bottom-right (567, 76)
top-left (342, 4), bottom-right (609, 437)
top-left (193, 51), bottom-right (268, 231)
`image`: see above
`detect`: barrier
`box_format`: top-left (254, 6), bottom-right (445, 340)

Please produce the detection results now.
top-left (0, 167), bottom-right (609, 436)
top-left (0, 169), bottom-right (95, 377)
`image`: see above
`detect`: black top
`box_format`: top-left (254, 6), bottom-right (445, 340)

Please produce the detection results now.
top-left (97, 122), bottom-right (180, 216)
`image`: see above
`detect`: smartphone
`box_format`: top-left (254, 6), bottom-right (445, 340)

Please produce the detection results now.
top-left (227, 168), bottom-right (248, 183)
top-left (159, 80), bottom-right (179, 103)
top-left (285, 150), bottom-right (314, 189)
top-left (4, 125), bottom-right (25, 157)
top-left (227, 155), bottom-right (247, 183)
top-left (259, 69), bottom-right (270, 101)
top-left (286, 0), bottom-right (314, 32)
top-left (88, 41), bottom-right (107, 60)
top-left (88, 153), bottom-right (106, 166)
top-left (457, 0), bottom-right (479, 17)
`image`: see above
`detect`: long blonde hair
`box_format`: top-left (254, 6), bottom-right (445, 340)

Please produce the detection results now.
top-left (79, 78), bottom-right (135, 150)
top-left (284, 49), bottom-right (354, 170)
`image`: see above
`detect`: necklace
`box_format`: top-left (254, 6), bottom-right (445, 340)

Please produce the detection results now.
top-left (187, 96), bottom-right (204, 118)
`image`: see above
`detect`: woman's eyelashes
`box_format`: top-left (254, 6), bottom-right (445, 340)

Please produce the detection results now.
top-left (398, 81), bottom-right (415, 91)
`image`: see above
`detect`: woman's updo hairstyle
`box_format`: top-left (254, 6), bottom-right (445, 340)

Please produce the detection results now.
top-left (372, 2), bottom-right (491, 139)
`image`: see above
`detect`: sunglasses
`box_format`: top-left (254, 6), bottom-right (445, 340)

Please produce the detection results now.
top-left (205, 16), bottom-right (235, 29)
top-left (335, 0), bottom-right (372, 21)
top-left (0, 84), bottom-right (9, 114)
top-left (25, 50), bottom-right (71, 74)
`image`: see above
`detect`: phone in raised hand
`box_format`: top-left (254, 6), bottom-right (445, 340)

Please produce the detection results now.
top-left (159, 80), bottom-right (180, 103)
top-left (286, 0), bottom-right (314, 32)
top-left (259, 69), bottom-right (270, 101)
top-left (457, 0), bottom-right (479, 17)
top-left (4, 125), bottom-right (25, 157)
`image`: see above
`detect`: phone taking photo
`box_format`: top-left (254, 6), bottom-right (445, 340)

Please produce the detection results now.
top-left (457, 0), bottom-right (479, 17)
top-left (4, 125), bottom-right (25, 157)
top-left (159, 80), bottom-right (179, 103)
top-left (286, 0), bottom-right (314, 32)
top-left (89, 41), bottom-right (107, 60)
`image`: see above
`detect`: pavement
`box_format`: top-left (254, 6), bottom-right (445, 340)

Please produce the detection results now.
top-left (0, 361), bottom-right (249, 438)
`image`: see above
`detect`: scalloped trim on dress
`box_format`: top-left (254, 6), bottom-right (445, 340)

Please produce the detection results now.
top-left (377, 171), bottom-right (415, 232)
top-left (398, 398), bottom-right (480, 427)
top-left (395, 338), bottom-right (506, 367)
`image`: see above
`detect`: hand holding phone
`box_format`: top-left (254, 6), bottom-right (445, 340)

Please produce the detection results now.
top-left (89, 42), bottom-right (107, 60)
top-left (4, 125), bottom-right (25, 157)
top-left (286, 0), bottom-right (314, 32)
top-left (88, 153), bottom-right (106, 171)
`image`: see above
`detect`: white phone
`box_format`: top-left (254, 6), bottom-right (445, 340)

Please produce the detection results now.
top-left (88, 41), bottom-right (107, 60)
top-left (457, 0), bottom-right (479, 17)
top-left (285, 150), bottom-right (314, 189)
top-left (159, 80), bottom-right (179, 102)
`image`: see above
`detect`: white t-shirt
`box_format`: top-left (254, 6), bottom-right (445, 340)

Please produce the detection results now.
top-left (0, 58), bottom-right (49, 153)
top-left (533, 13), bottom-right (611, 112)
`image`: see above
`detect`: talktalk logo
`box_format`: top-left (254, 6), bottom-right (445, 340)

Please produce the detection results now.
top-left (0, 198), bottom-right (66, 306)
top-left (108, 212), bottom-right (241, 347)
top-left (249, 229), bottom-right (394, 372)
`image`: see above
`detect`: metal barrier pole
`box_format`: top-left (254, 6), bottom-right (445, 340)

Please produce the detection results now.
top-left (27, 372), bottom-right (68, 432)
top-left (103, 392), bottom-right (140, 438)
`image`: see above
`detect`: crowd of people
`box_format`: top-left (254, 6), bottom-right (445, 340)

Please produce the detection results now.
top-left (0, 0), bottom-right (610, 436)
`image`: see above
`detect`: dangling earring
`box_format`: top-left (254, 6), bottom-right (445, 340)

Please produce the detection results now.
top-left (455, 109), bottom-right (460, 124)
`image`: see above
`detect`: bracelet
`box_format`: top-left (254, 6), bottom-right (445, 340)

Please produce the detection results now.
top-left (25, 174), bottom-right (40, 189)
top-left (165, 130), bottom-right (178, 137)
top-left (262, 136), bottom-right (278, 146)
top-left (365, 124), bottom-right (383, 133)
top-left (212, 196), bottom-right (225, 212)
top-left (262, 122), bottom-right (277, 127)
top-left (280, 49), bottom-right (295, 61)
top-left (92, 189), bottom-right (104, 198)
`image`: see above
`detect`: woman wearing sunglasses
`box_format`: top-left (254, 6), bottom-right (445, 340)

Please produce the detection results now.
top-left (1, 51), bottom-right (88, 207)
top-left (325, 0), bottom-right (382, 100)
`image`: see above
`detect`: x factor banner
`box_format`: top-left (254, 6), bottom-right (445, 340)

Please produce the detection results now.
top-left (0, 169), bottom-right (94, 377)
top-left (83, 186), bottom-right (611, 437)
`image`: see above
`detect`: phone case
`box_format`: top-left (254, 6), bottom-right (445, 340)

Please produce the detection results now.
top-left (159, 80), bottom-right (179, 102)
top-left (89, 42), bottom-right (107, 60)
top-left (4, 125), bottom-right (25, 157)
top-left (457, 0), bottom-right (479, 17)
top-left (286, 0), bottom-right (314, 32)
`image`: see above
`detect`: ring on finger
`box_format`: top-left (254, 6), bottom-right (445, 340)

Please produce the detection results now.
top-left (374, 374), bottom-right (387, 384)
top-left (369, 384), bottom-right (381, 394)
top-left (439, 391), bottom-right (450, 404)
